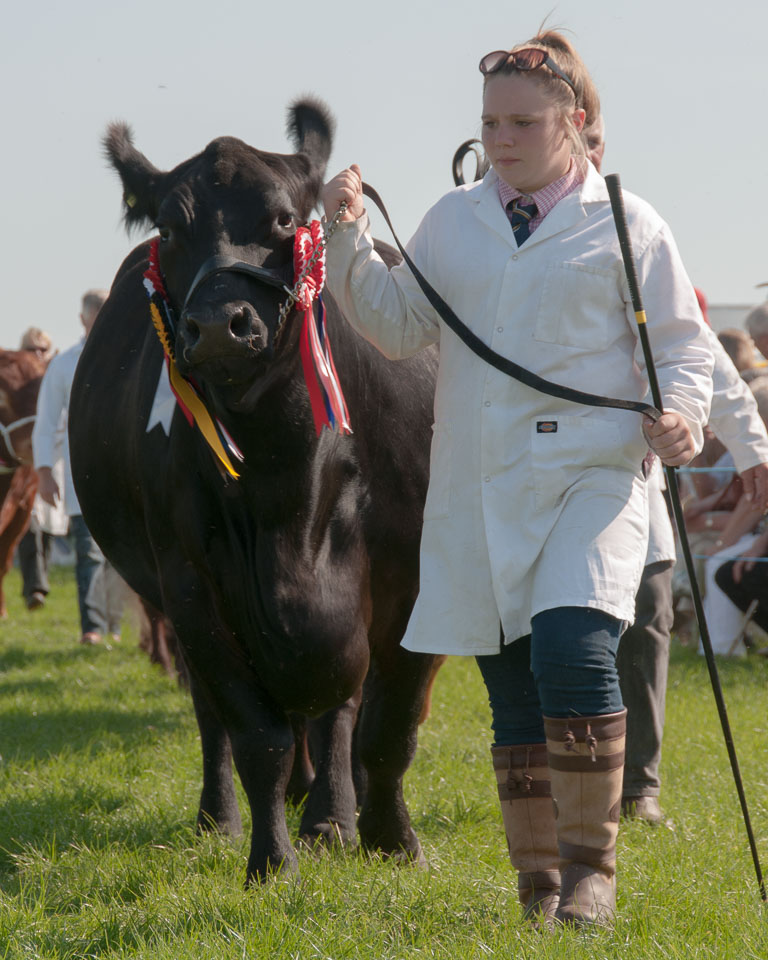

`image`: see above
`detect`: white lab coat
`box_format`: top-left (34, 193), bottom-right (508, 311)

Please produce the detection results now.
top-left (326, 164), bottom-right (713, 654)
top-left (32, 338), bottom-right (84, 517)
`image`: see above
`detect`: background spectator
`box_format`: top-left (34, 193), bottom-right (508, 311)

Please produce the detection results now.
top-left (745, 302), bottom-right (768, 364)
top-left (32, 290), bottom-right (123, 644)
top-left (15, 327), bottom-right (67, 610)
top-left (718, 328), bottom-right (757, 376)
top-left (697, 378), bottom-right (768, 654)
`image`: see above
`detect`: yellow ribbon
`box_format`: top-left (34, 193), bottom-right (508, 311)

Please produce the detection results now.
top-left (149, 301), bottom-right (240, 479)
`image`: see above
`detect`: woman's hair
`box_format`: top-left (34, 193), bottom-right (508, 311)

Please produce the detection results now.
top-left (19, 327), bottom-right (54, 361)
top-left (487, 30), bottom-right (600, 156)
top-left (19, 326), bottom-right (53, 357)
top-left (718, 328), bottom-right (756, 373)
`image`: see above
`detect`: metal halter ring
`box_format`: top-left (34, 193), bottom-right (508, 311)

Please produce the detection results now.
top-left (274, 201), bottom-right (349, 344)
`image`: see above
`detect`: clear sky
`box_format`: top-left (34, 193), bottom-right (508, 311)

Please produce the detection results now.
top-left (3, 0), bottom-right (766, 353)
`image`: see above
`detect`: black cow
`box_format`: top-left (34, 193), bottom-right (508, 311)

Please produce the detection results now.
top-left (69, 99), bottom-right (440, 882)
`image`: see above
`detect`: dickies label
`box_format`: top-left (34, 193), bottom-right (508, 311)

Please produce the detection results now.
top-left (536, 421), bottom-right (558, 433)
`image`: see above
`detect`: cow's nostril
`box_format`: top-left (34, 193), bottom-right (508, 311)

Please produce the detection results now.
top-left (229, 307), bottom-right (252, 341)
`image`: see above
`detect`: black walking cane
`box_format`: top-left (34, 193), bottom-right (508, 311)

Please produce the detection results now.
top-left (605, 173), bottom-right (767, 902)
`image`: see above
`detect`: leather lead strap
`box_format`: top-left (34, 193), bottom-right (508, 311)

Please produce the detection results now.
top-left (361, 182), bottom-right (661, 423)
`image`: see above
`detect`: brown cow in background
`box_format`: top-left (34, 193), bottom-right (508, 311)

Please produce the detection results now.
top-left (0, 349), bottom-right (46, 617)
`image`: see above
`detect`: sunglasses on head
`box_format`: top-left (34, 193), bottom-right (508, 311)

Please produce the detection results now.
top-left (479, 47), bottom-right (576, 96)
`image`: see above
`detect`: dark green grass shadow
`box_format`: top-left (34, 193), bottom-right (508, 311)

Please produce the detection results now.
top-left (0, 700), bottom-right (185, 764)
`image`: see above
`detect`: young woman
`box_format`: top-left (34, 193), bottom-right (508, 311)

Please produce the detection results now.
top-left (322, 31), bottom-right (713, 928)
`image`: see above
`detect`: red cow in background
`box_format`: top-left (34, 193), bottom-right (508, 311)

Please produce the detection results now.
top-left (0, 349), bottom-right (46, 617)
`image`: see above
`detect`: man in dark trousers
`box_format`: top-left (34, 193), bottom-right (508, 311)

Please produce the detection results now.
top-left (587, 119), bottom-right (768, 822)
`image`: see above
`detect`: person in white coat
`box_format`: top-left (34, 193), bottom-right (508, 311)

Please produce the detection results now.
top-left (32, 290), bottom-right (123, 644)
top-left (322, 30), bottom-right (713, 928)
top-left (583, 122), bottom-right (768, 825)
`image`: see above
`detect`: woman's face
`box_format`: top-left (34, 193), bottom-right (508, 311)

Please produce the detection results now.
top-left (481, 72), bottom-right (584, 194)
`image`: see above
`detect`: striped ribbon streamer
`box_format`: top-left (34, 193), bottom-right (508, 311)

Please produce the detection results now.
top-left (294, 222), bottom-right (351, 436)
top-left (144, 241), bottom-right (244, 479)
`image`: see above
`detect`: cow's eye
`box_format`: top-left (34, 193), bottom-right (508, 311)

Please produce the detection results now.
top-left (157, 225), bottom-right (171, 243)
top-left (277, 213), bottom-right (293, 228)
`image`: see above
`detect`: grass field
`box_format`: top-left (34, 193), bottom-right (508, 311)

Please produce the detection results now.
top-left (2, 565), bottom-right (768, 959)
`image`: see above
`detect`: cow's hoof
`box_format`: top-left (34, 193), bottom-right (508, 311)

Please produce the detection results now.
top-left (196, 810), bottom-right (243, 838)
top-left (389, 839), bottom-right (428, 869)
top-left (298, 821), bottom-right (357, 853)
top-left (365, 833), bottom-right (428, 869)
top-left (245, 856), bottom-right (299, 887)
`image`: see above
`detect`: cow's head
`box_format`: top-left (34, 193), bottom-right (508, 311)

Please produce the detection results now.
top-left (104, 99), bottom-right (334, 404)
top-left (0, 350), bottom-right (45, 469)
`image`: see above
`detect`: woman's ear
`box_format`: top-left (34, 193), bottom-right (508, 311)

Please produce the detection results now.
top-left (572, 108), bottom-right (587, 134)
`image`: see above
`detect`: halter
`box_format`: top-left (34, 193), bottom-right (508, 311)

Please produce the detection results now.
top-left (145, 209), bottom-right (351, 479)
top-left (0, 414), bottom-right (36, 474)
top-left (182, 256), bottom-right (292, 316)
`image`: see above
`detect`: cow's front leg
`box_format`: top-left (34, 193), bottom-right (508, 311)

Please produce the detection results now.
top-left (190, 664), bottom-right (298, 882)
top-left (356, 647), bottom-right (436, 863)
top-left (226, 697), bottom-right (298, 883)
top-left (164, 591), bottom-right (298, 882)
top-left (188, 674), bottom-right (242, 837)
top-left (298, 693), bottom-right (361, 849)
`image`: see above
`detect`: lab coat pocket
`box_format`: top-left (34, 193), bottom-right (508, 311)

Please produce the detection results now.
top-left (535, 261), bottom-right (622, 349)
top-left (530, 415), bottom-right (624, 511)
top-left (423, 422), bottom-right (452, 520)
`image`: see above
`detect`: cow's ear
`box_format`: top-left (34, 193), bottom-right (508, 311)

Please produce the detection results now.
top-left (103, 123), bottom-right (164, 231)
top-left (286, 97), bottom-right (334, 178)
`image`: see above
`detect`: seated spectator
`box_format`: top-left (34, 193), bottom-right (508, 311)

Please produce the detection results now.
top-left (697, 379), bottom-right (768, 653)
top-left (674, 378), bottom-right (768, 650)
top-left (714, 526), bottom-right (768, 643)
top-left (718, 328), bottom-right (757, 376)
top-left (745, 302), bottom-right (768, 364)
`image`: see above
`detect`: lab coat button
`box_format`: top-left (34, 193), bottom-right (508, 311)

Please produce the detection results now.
top-left (512, 255), bottom-right (519, 261)
top-left (484, 476), bottom-right (491, 483)
top-left (484, 401), bottom-right (491, 407)
top-left (497, 326), bottom-right (503, 333)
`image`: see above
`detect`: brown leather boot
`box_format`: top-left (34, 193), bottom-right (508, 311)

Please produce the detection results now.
top-left (544, 710), bottom-right (626, 929)
top-left (492, 743), bottom-right (560, 927)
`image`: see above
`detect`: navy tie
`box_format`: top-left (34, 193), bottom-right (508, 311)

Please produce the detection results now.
top-left (506, 198), bottom-right (537, 246)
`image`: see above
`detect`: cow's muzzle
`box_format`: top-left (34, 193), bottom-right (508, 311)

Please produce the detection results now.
top-left (177, 302), bottom-right (269, 367)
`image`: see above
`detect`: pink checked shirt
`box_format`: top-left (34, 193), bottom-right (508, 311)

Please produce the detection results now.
top-left (497, 157), bottom-right (586, 236)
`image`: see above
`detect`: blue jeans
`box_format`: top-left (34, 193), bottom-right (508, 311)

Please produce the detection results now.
top-left (70, 514), bottom-right (107, 635)
top-left (475, 606), bottom-right (625, 746)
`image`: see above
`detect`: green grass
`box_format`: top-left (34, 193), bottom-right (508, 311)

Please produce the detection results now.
top-left (2, 565), bottom-right (768, 958)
